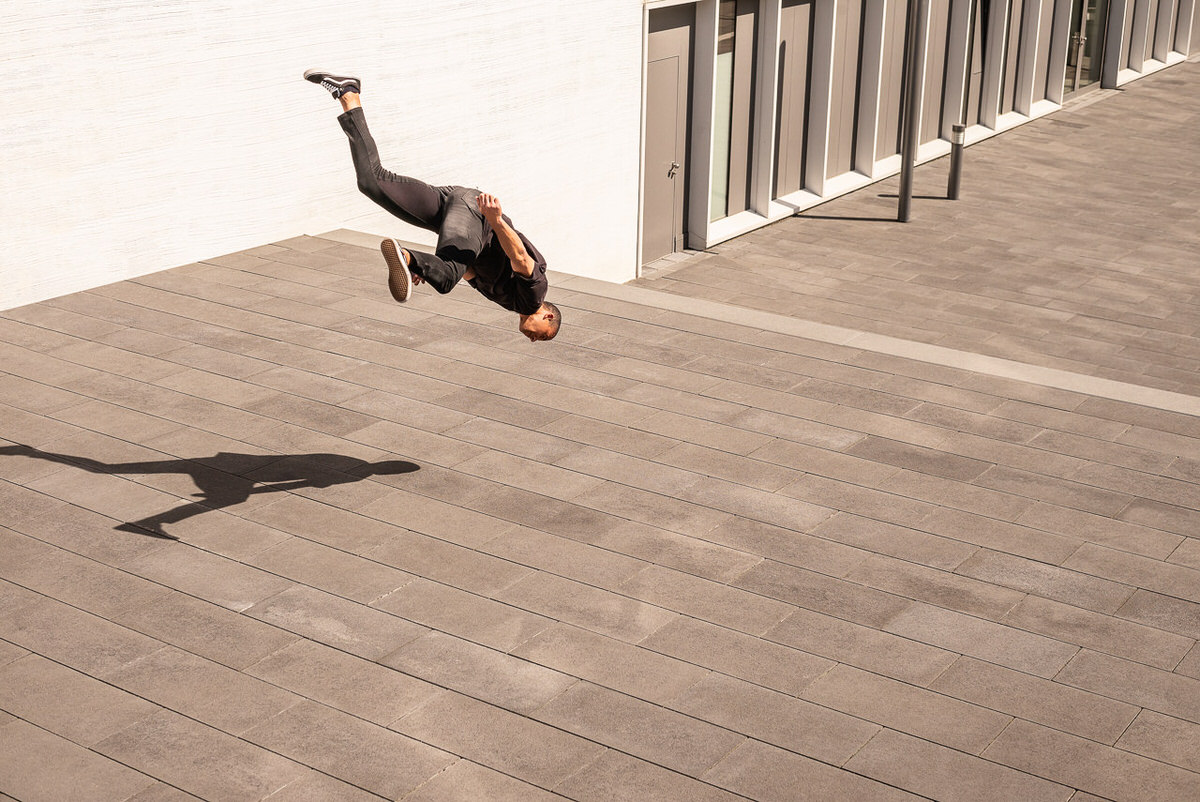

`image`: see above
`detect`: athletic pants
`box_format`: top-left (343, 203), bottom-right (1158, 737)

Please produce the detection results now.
top-left (338, 107), bottom-right (486, 294)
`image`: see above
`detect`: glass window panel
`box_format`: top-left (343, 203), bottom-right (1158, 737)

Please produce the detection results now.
top-left (711, 1), bottom-right (736, 221)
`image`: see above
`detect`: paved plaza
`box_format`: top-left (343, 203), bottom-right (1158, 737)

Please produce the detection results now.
top-left (1, 62), bottom-right (1199, 801)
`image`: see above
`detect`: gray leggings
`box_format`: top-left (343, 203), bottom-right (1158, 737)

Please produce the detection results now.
top-left (338, 107), bottom-right (485, 294)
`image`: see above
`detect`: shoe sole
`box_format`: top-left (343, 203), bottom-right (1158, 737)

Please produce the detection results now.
top-left (303, 69), bottom-right (345, 84)
top-left (381, 239), bottom-right (413, 303)
top-left (303, 69), bottom-right (360, 93)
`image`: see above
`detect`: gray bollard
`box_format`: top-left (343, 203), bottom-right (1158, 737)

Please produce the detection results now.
top-left (948, 123), bottom-right (966, 200)
top-left (897, 0), bottom-right (929, 223)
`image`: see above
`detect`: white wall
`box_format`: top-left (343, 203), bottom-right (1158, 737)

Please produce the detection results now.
top-left (0, 0), bottom-right (645, 310)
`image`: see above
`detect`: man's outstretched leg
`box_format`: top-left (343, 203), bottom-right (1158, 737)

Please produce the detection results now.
top-left (306, 70), bottom-right (441, 225)
top-left (306, 70), bottom-right (477, 302)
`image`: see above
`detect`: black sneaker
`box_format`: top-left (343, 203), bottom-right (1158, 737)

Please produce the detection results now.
top-left (381, 238), bottom-right (413, 303)
top-left (303, 69), bottom-right (361, 99)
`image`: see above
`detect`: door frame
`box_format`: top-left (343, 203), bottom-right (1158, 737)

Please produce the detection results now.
top-left (639, 0), bottom-right (716, 274)
top-left (642, 53), bottom-right (686, 264)
top-left (1060, 0), bottom-right (1111, 99)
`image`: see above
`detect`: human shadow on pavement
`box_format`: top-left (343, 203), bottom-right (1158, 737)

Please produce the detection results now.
top-left (0, 444), bottom-right (419, 540)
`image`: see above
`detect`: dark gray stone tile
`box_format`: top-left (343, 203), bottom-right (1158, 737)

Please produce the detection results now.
top-left (704, 739), bottom-right (920, 802)
top-left (931, 655), bottom-right (1138, 744)
top-left (246, 639), bottom-right (439, 726)
top-left (243, 701), bottom-right (454, 799)
top-left (394, 691), bottom-right (606, 788)
top-left (532, 681), bottom-right (745, 777)
top-left (95, 710), bottom-right (306, 801)
top-left (244, 586), bottom-right (425, 660)
top-left (0, 720), bottom-right (157, 802)
top-left (846, 728), bottom-right (1073, 802)
top-left (0, 654), bottom-right (160, 746)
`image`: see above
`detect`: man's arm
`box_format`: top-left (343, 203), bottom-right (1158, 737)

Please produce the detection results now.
top-left (477, 193), bottom-right (536, 277)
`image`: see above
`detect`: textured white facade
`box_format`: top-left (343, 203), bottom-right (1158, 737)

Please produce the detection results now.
top-left (5, 0), bottom-right (1195, 311)
top-left (1, 0), bottom-right (645, 310)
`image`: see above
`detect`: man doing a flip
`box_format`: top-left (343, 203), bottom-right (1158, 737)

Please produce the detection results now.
top-left (305, 70), bottom-right (560, 342)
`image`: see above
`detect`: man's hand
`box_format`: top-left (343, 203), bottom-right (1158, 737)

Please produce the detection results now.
top-left (476, 192), bottom-right (535, 277)
top-left (476, 193), bottom-right (504, 225)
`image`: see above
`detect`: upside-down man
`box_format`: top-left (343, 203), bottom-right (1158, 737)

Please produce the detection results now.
top-left (305, 70), bottom-right (560, 342)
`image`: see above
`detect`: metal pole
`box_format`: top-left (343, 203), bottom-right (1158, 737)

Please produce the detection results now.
top-left (958, 0), bottom-right (976, 126)
top-left (898, 0), bottom-right (929, 223)
top-left (948, 123), bottom-right (966, 199)
top-left (948, 0), bottom-right (976, 201)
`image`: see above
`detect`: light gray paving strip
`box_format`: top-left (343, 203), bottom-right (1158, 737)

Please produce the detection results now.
top-left (556, 275), bottom-right (1200, 418)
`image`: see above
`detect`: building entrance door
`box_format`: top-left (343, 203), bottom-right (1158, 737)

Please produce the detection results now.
top-left (1064, 0), bottom-right (1108, 97)
top-left (643, 5), bottom-right (694, 266)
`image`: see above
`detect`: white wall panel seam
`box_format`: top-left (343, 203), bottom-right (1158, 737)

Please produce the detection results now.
top-left (689, 0), bottom-right (720, 250)
top-left (805, 0), bottom-right (839, 195)
top-left (942, 0), bottom-right (976, 137)
top-left (1015, 0), bottom-right (1043, 113)
top-left (857, 0), bottom-right (889, 176)
top-left (979, 0), bottom-right (1010, 127)
top-left (1045, 0), bottom-right (1074, 103)
top-left (1130, 0), bottom-right (1153, 66)
top-left (752, 0), bottom-right (784, 213)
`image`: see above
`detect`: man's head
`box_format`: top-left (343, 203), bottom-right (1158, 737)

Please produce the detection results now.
top-left (519, 302), bottom-right (561, 342)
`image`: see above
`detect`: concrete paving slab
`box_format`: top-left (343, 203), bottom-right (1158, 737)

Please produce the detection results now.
top-left (2, 60), bottom-right (1200, 802)
top-left (631, 61), bottom-right (1200, 408)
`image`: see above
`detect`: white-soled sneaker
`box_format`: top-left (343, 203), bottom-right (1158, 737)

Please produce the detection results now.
top-left (380, 238), bottom-right (413, 303)
top-left (303, 69), bottom-right (361, 99)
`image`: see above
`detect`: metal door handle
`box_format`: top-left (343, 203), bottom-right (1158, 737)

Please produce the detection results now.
top-left (668, 162), bottom-right (680, 179)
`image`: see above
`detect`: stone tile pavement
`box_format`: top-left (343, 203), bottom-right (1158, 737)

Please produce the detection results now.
top-left (640, 60), bottom-right (1200, 398)
top-left (1, 64), bottom-right (1199, 801)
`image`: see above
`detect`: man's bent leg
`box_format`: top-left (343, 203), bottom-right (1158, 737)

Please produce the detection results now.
top-left (410, 189), bottom-right (484, 293)
top-left (338, 107), bottom-right (446, 231)
top-left (404, 249), bottom-right (470, 295)
top-left (398, 189), bottom-right (487, 295)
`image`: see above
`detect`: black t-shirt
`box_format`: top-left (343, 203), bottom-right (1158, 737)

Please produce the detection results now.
top-left (466, 219), bottom-right (548, 316)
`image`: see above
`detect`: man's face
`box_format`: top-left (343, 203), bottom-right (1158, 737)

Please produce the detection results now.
top-left (519, 313), bottom-right (556, 342)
